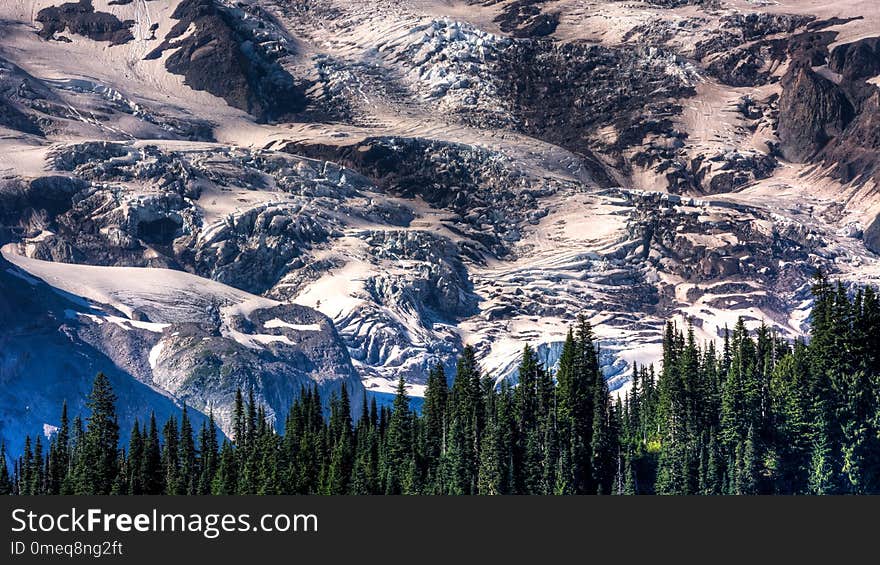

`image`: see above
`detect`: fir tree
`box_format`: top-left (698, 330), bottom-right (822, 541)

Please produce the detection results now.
top-left (78, 373), bottom-right (120, 495)
top-left (0, 445), bottom-right (12, 495)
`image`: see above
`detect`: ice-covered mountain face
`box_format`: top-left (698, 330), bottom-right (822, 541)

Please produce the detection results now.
top-left (1, 0), bottom-right (879, 446)
top-left (0, 254), bottom-right (219, 457)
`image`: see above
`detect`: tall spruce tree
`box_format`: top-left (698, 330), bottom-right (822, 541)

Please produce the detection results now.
top-left (78, 373), bottom-right (120, 495)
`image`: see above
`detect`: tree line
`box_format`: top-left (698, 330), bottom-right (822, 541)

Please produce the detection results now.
top-left (3, 273), bottom-right (880, 495)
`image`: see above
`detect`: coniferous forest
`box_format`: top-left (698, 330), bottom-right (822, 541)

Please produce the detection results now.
top-left (4, 274), bottom-right (880, 495)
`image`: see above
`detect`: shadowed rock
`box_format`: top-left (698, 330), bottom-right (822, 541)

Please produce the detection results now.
top-left (36, 0), bottom-right (134, 45)
top-left (145, 0), bottom-right (306, 122)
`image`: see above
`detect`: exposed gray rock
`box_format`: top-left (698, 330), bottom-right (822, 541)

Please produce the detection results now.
top-left (145, 0), bottom-right (307, 122)
top-left (36, 0), bottom-right (134, 45)
top-left (778, 63), bottom-right (854, 161)
top-left (864, 214), bottom-right (880, 255)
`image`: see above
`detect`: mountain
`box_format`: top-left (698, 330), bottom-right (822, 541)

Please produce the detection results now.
top-left (0, 0), bottom-right (877, 448)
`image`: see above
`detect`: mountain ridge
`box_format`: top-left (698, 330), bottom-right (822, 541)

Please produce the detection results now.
top-left (0, 0), bottom-right (878, 450)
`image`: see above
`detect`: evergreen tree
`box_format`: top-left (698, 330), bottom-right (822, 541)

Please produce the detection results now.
top-left (78, 373), bottom-right (120, 495)
top-left (179, 406), bottom-right (198, 495)
top-left (212, 442), bottom-right (237, 495)
top-left (198, 412), bottom-right (219, 495)
top-left (141, 413), bottom-right (163, 495)
top-left (383, 377), bottom-right (413, 494)
top-left (0, 445), bottom-right (12, 495)
top-left (162, 416), bottom-right (180, 495)
top-left (128, 422), bottom-right (144, 495)
top-left (46, 401), bottom-right (69, 495)
top-left (446, 346), bottom-right (482, 495)
top-left (422, 364), bottom-right (448, 493)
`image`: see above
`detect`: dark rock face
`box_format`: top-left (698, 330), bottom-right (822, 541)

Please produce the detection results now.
top-left (864, 213), bottom-right (880, 255)
top-left (36, 0), bottom-right (134, 45)
top-left (816, 38), bottom-right (880, 184)
top-left (694, 13), bottom-right (814, 87)
top-left (625, 191), bottom-right (816, 286)
top-left (495, 40), bottom-right (695, 186)
top-left (862, 215), bottom-right (880, 255)
top-left (829, 37), bottom-right (880, 101)
top-left (776, 33), bottom-right (880, 184)
top-left (819, 91), bottom-right (880, 185)
top-left (182, 203), bottom-right (332, 295)
top-left (0, 57), bottom-right (57, 136)
top-left (723, 12), bottom-right (813, 40)
top-left (145, 0), bottom-right (306, 122)
top-left (0, 98), bottom-right (42, 135)
top-left (690, 151), bottom-right (778, 194)
top-left (777, 64), bottom-right (854, 162)
top-left (492, 0), bottom-right (559, 38)
top-left (0, 176), bottom-right (86, 245)
top-left (704, 38), bottom-right (788, 87)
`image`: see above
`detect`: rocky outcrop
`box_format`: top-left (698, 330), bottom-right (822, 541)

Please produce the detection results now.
top-left (817, 38), bottom-right (880, 184)
top-left (492, 0), bottom-right (559, 38)
top-left (819, 91), bottom-right (880, 185)
top-left (694, 13), bottom-right (814, 87)
top-left (776, 33), bottom-right (880, 185)
top-left (145, 0), bottom-right (306, 122)
top-left (150, 302), bottom-right (363, 431)
top-left (623, 191), bottom-right (820, 290)
top-left (777, 64), bottom-right (854, 162)
top-left (690, 150), bottom-right (777, 194)
top-left (864, 213), bottom-right (880, 255)
top-left (496, 40), bottom-right (697, 185)
top-left (0, 57), bottom-right (62, 136)
top-left (828, 37), bottom-right (880, 86)
top-left (0, 98), bottom-right (42, 135)
top-left (363, 230), bottom-right (478, 319)
top-left (36, 0), bottom-right (134, 45)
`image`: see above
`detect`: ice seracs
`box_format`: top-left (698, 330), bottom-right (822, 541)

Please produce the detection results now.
top-left (1, 0), bottom-right (879, 445)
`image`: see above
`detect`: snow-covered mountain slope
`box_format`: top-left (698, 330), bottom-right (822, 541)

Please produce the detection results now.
top-left (0, 253), bottom-right (216, 457)
top-left (0, 0), bottom-right (878, 443)
top-left (0, 243), bottom-right (364, 441)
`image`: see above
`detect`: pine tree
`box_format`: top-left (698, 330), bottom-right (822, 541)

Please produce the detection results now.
top-left (128, 422), bottom-right (144, 495)
top-left (78, 373), bottom-right (120, 495)
top-left (233, 388), bottom-right (246, 446)
top-left (35, 436), bottom-right (46, 494)
top-left (198, 411), bottom-right (219, 494)
top-left (590, 374), bottom-right (613, 494)
top-left (141, 413), bottom-right (163, 495)
top-left (162, 415), bottom-right (180, 495)
top-left (63, 415), bottom-right (84, 495)
top-left (478, 411), bottom-right (504, 495)
top-left (19, 436), bottom-right (33, 495)
top-left (179, 406), bottom-right (198, 495)
top-left (0, 445), bottom-right (12, 495)
top-left (211, 442), bottom-right (237, 495)
top-left (383, 377), bottom-right (413, 494)
top-left (446, 346), bottom-right (482, 495)
top-left (46, 401), bottom-right (69, 495)
top-left (422, 364), bottom-right (448, 493)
